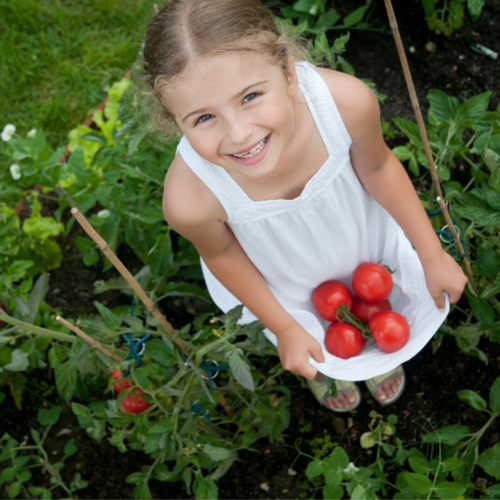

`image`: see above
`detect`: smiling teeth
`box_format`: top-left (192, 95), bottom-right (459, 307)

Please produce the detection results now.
top-left (232, 136), bottom-right (268, 158)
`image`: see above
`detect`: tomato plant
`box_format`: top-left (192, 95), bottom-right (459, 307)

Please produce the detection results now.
top-left (351, 296), bottom-right (392, 322)
top-left (324, 322), bottom-right (366, 359)
top-left (120, 388), bottom-right (152, 414)
top-left (352, 263), bottom-right (393, 303)
top-left (369, 311), bottom-right (410, 353)
top-left (312, 281), bottom-right (353, 321)
top-left (111, 369), bottom-right (131, 394)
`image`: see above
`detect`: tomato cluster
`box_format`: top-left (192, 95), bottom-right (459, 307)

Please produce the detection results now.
top-left (312, 262), bottom-right (410, 359)
top-left (111, 369), bottom-right (152, 414)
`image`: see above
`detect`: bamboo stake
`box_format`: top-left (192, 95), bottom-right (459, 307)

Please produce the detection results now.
top-left (71, 207), bottom-right (176, 337)
top-left (56, 316), bottom-right (123, 363)
top-left (70, 208), bottom-right (234, 416)
top-left (383, 0), bottom-right (477, 293)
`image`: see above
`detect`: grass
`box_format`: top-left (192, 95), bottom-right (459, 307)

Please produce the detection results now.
top-left (0, 0), bottom-right (158, 148)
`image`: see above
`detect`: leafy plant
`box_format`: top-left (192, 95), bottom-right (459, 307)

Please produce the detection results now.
top-left (417, 0), bottom-right (485, 36)
top-left (0, 406), bottom-right (87, 499)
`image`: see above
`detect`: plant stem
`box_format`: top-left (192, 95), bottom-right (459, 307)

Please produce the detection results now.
top-left (0, 311), bottom-right (76, 343)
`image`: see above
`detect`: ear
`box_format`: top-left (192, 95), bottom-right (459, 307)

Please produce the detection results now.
top-left (286, 55), bottom-right (299, 98)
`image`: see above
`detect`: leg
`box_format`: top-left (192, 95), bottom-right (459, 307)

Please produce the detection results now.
top-left (307, 374), bottom-right (361, 412)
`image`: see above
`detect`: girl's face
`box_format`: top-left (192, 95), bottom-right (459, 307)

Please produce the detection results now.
top-left (166, 52), bottom-right (299, 180)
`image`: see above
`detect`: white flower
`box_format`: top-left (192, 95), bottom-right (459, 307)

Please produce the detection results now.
top-left (97, 209), bottom-right (110, 218)
top-left (1, 124), bottom-right (16, 142)
top-left (27, 129), bottom-right (37, 138)
top-left (10, 164), bottom-right (22, 180)
top-left (343, 462), bottom-right (359, 475)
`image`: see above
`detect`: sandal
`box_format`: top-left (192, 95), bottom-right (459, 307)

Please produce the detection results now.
top-left (307, 378), bottom-right (361, 413)
top-left (365, 365), bottom-right (406, 406)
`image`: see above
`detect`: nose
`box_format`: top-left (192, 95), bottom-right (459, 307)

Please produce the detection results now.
top-left (224, 113), bottom-right (252, 147)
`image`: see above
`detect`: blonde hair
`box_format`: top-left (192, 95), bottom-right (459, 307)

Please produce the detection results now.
top-left (142, 0), bottom-right (307, 130)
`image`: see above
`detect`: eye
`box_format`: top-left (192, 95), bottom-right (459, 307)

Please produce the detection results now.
top-left (195, 114), bottom-right (213, 125)
top-left (243, 92), bottom-right (261, 103)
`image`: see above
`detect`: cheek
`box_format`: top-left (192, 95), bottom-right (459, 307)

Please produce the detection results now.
top-left (187, 130), bottom-right (221, 158)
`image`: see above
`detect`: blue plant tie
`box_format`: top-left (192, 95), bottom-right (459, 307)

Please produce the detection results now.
top-left (122, 332), bottom-right (152, 375)
top-left (425, 199), bottom-right (444, 217)
top-left (181, 353), bottom-right (229, 390)
top-left (190, 403), bottom-right (213, 423)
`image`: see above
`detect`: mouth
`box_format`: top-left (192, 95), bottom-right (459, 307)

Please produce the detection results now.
top-left (230, 135), bottom-right (270, 159)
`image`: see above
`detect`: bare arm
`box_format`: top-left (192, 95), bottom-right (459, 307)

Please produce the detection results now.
top-left (319, 69), bottom-right (467, 309)
top-left (163, 154), bottom-right (324, 379)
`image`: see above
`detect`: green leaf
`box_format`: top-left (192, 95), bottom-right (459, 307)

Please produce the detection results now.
top-left (93, 301), bottom-right (121, 328)
top-left (224, 345), bottom-right (254, 391)
top-left (306, 459), bottom-right (324, 479)
top-left (422, 425), bottom-right (470, 445)
top-left (63, 438), bottom-right (78, 457)
top-left (428, 89), bottom-right (455, 122)
top-left (192, 476), bottom-right (219, 500)
top-left (490, 377), bottom-right (500, 413)
top-left (434, 481), bottom-right (467, 500)
top-left (404, 473), bottom-right (433, 495)
top-left (8, 481), bottom-right (21, 499)
top-left (392, 146), bottom-right (412, 162)
top-left (469, 296), bottom-right (495, 324)
top-left (145, 339), bottom-right (177, 367)
top-left (408, 457), bottom-right (430, 474)
top-left (457, 390), bottom-right (487, 411)
top-left (203, 444), bottom-right (234, 462)
top-left (442, 458), bottom-right (464, 471)
top-left (54, 358), bottom-right (78, 402)
top-left (454, 189), bottom-right (500, 229)
top-left (458, 91), bottom-right (491, 124)
top-left (149, 418), bottom-right (174, 434)
top-left (28, 487), bottom-right (52, 499)
top-left (478, 443), bottom-right (500, 480)
top-left (481, 275), bottom-right (500, 300)
top-left (37, 406), bottom-right (62, 426)
top-left (477, 241), bottom-right (499, 279)
top-left (132, 481), bottom-right (152, 500)
top-left (3, 349), bottom-right (29, 372)
top-left (468, 0), bottom-right (485, 20)
top-left (393, 118), bottom-right (423, 145)
top-left (343, 5), bottom-right (367, 26)
top-left (323, 483), bottom-right (344, 500)
top-left (126, 472), bottom-right (146, 484)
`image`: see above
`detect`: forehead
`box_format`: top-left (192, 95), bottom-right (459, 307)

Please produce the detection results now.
top-left (166, 52), bottom-right (284, 121)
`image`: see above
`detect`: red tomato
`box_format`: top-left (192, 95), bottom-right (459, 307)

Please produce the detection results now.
top-left (0, 304), bottom-right (6, 326)
top-left (120, 388), bottom-right (152, 414)
top-left (352, 263), bottom-right (393, 303)
top-left (312, 281), bottom-right (353, 322)
top-left (111, 369), bottom-right (131, 394)
top-left (351, 296), bottom-right (392, 322)
top-left (369, 311), bottom-right (410, 353)
top-left (324, 322), bottom-right (367, 359)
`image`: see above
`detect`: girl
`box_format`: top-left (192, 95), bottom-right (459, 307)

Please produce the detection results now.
top-left (142, 0), bottom-right (467, 411)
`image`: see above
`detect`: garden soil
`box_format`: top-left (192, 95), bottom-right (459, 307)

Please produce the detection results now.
top-left (2, 0), bottom-right (500, 498)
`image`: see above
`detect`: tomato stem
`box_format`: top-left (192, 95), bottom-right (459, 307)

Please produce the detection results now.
top-left (335, 304), bottom-right (373, 339)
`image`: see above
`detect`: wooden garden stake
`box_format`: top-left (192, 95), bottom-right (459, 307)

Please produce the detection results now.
top-left (70, 208), bottom-right (234, 416)
top-left (71, 207), bottom-right (176, 337)
top-left (56, 316), bottom-right (123, 363)
top-left (383, 0), bottom-right (478, 293)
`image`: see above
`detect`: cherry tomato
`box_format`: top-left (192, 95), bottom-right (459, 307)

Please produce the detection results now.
top-left (312, 281), bottom-right (353, 321)
top-left (351, 296), bottom-right (392, 323)
top-left (324, 322), bottom-right (367, 359)
top-left (111, 369), bottom-right (131, 394)
top-left (352, 263), bottom-right (393, 303)
top-left (0, 304), bottom-right (6, 326)
top-left (120, 388), bottom-right (152, 414)
top-left (369, 311), bottom-right (410, 353)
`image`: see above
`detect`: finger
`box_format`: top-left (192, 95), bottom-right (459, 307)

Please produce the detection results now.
top-left (433, 294), bottom-right (446, 312)
top-left (301, 363), bottom-right (318, 381)
top-left (310, 342), bottom-right (325, 364)
top-left (448, 289), bottom-right (463, 304)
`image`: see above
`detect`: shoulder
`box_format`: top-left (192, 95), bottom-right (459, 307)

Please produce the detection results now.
top-left (163, 153), bottom-right (227, 235)
top-left (312, 66), bottom-right (380, 143)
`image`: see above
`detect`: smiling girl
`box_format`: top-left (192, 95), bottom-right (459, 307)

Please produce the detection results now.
top-left (142, 0), bottom-right (467, 411)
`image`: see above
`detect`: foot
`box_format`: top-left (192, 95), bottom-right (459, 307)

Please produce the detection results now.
top-left (315, 374), bottom-right (358, 410)
top-left (373, 374), bottom-right (402, 403)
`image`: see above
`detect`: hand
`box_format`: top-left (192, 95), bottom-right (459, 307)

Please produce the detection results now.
top-left (421, 250), bottom-right (468, 311)
top-left (275, 323), bottom-right (325, 380)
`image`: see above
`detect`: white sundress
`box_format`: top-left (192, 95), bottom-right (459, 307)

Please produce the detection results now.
top-left (176, 61), bottom-right (449, 382)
